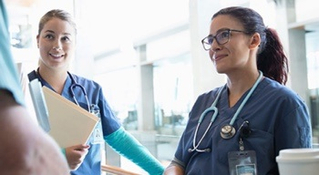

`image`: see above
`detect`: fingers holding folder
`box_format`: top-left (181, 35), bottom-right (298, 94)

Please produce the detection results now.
top-left (66, 144), bottom-right (90, 170)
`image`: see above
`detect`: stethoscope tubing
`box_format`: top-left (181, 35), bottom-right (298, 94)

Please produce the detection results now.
top-left (189, 71), bottom-right (263, 152)
top-left (35, 69), bottom-right (92, 113)
top-left (189, 87), bottom-right (223, 152)
top-left (229, 72), bottom-right (263, 125)
top-left (68, 72), bottom-right (91, 113)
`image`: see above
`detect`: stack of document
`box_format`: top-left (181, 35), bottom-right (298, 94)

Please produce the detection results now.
top-left (29, 79), bottom-right (99, 148)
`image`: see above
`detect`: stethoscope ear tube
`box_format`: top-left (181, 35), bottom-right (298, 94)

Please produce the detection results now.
top-left (188, 147), bottom-right (211, 153)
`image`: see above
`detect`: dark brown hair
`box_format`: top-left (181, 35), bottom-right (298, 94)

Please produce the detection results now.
top-left (213, 6), bottom-right (288, 84)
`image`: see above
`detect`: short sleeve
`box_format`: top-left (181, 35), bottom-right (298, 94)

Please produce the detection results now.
top-left (0, 1), bottom-right (25, 106)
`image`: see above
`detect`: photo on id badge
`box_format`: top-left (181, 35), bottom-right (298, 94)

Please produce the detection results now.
top-left (228, 150), bottom-right (257, 175)
top-left (236, 164), bottom-right (256, 175)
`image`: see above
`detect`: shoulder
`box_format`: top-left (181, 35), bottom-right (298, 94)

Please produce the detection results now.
top-left (70, 73), bottom-right (102, 89)
top-left (258, 77), bottom-right (306, 107)
top-left (261, 77), bottom-right (300, 96)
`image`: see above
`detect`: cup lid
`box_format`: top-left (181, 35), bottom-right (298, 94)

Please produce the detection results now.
top-left (276, 148), bottom-right (319, 161)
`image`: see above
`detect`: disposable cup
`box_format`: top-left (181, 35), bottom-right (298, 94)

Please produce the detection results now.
top-left (276, 148), bottom-right (319, 175)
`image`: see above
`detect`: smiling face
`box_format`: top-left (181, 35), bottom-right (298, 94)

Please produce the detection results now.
top-left (37, 17), bottom-right (76, 71)
top-left (208, 15), bottom-right (257, 74)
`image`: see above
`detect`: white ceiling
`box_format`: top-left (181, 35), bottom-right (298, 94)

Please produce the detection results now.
top-left (77, 0), bottom-right (189, 55)
top-left (5, 0), bottom-right (189, 56)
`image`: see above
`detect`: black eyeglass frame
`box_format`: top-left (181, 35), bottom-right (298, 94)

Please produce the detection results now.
top-left (201, 29), bottom-right (249, 51)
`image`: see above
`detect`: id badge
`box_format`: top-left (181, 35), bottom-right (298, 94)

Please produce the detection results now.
top-left (90, 104), bottom-right (104, 144)
top-left (228, 150), bottom-right (257, 175)
top-left (91, 121), bottom-right (104, 144)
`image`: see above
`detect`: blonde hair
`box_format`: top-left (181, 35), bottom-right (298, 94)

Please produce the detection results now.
top-left (38, 9), bottom-right (77, 35)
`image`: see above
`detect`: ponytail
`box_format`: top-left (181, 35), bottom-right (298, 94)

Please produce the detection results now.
top-left (257, 28), bottom-right (288, 85)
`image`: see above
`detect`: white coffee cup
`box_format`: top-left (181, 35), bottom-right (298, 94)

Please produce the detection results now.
top-left (276, 148), bottom-right (319, 175)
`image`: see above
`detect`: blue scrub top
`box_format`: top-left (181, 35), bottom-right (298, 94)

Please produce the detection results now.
top-left (28, 70), bottom-right (121, 175)
top-left (174, 77), bottom-right (312, 175)
top-left (0, 0), bottom-right (25, 106)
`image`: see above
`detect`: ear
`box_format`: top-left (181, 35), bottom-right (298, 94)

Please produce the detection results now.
top-left (249, 33), bottom-right (261, 49)
top-left (36, 35), bottom-right (40, 48)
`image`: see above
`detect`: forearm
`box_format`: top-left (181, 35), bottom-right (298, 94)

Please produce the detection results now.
top-left (105, 127), bottom-right (164, 175)
top-left (164, 162), bottom-right (185, 175)
top-left (0, 90), bottom-right (69, 175)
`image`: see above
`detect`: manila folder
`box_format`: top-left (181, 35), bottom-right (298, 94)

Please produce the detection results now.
top-left (42, 86), bottom-right (99, 148)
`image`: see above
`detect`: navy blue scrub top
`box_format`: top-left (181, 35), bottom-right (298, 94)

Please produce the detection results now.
top-left (174, 77), bottom-right (312, 175)
top-left (28, 70), bottom-right (121, 175)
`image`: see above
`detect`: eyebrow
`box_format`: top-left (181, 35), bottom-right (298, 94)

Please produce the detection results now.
top-left (216, 28), bottom-right (231, 32)
top-left (208, 28), bottom-right (230, 37)
top-left (217, 28), bottom-right (231, 34)
top-left (44, 30), bottom-right (72, 36)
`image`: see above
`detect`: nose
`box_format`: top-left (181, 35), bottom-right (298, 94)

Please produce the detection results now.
top-left (210, 39), bottom-right (221, 52)
top-left (52, 40), bottom-right (62, 50)
top-left (53, 46), bottom-right (61, 50)
top-left (209, 42), bottom-right (220, 60)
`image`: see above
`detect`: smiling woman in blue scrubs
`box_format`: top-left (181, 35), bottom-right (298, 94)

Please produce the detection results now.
top-left (28, 9), bottom-right (164, 175)
top-left (164, 6), bottom-right (312, 175)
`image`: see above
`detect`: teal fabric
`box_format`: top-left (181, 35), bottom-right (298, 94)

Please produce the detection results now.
top-left (104, 127), bottom-right (164, 175)
top-left (61, 148), bottom-right (66, 156)
top-left (60, 148), bottom-right (69, 164)
top-left (0, 0), bottom-right (25, 106)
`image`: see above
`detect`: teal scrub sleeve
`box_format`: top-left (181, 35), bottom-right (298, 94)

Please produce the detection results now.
top-left (104, 127), bottom-right (164, 175)
top-left (0, 0), bottom-right (25, 106)
top-left (61, 148), bottom-right (66, 156)
top-left (60, 148), bottom-right (69, 165)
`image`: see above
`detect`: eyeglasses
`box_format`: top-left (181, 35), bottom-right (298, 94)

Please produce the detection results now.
top-left (201, 29), bottom-right (248, 51)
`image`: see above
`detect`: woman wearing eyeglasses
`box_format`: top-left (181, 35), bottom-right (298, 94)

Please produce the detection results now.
top-left (164, 6), bottom-right (311, 175)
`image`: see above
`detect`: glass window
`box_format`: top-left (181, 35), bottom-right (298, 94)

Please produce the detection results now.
top-left (94, 67), bottom-right (139, 130)
top-left (153, 54), bottom-right (193, 134)
top-left (306, 31), bottom-right (319, 89)
top-left (306, 30), bottom-right (319, 140)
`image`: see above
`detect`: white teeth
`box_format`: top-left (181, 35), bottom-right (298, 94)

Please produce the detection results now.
top-left (50, 53), bottom-right (63, 57)
top-left (212, 54), bottom-right (216, 60)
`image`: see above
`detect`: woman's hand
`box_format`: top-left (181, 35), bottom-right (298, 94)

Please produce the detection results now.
top-left (65, 144), bottom-right (90, 170)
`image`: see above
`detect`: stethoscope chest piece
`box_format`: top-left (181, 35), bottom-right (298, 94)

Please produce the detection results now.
top-left (220, 124), bottom-right (236, 139)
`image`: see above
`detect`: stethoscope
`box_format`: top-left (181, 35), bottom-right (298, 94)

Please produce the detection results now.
top-left (36, 68), bottom-right (91, 113)
top-left (68, 72), bottom-right (92, 113)
top-left (188, 71), bottom-right (263, 153)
